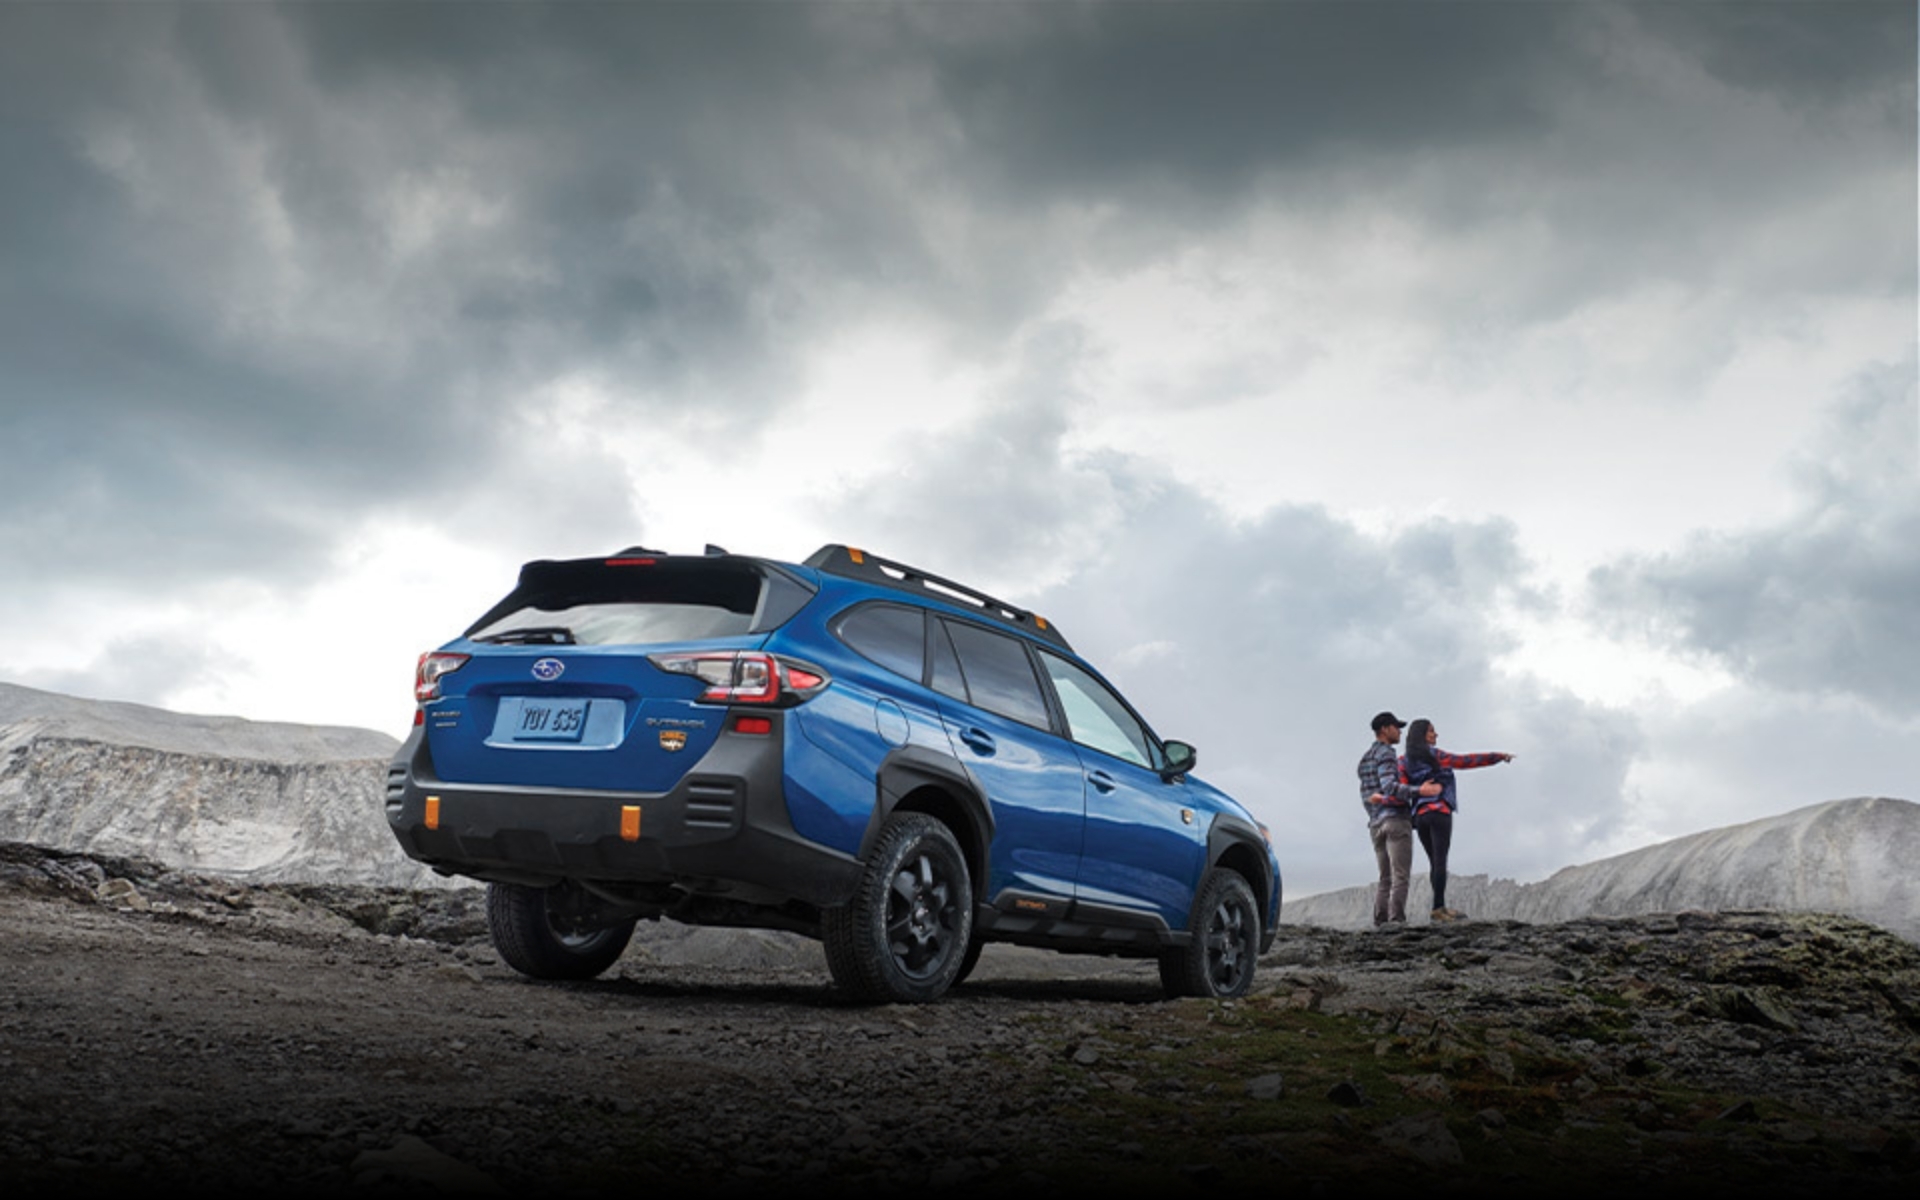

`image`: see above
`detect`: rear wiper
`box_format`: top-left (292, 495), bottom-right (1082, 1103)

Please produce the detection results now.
top-left (477, 626), bottom-right (578, 645)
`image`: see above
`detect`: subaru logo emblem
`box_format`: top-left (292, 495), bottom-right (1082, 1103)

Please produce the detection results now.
top-left (531, 658), bottom-right (565, 682)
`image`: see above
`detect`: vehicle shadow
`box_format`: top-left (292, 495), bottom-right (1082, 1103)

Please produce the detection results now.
top-left (533, 966), bottom-right (1170, 1008)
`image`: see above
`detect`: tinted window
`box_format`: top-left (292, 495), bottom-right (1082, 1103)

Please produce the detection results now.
top-left (929, 619), bottom-right (967, 701)
top-left (941, 620), bottom-right (1052, 729)
top-left (836, 604), bottom-right (925, 681)
top-left (1041, 651), bottom-right (1157, 768)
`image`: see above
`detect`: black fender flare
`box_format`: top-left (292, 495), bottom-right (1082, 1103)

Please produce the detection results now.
top-left (1205, 813), bottom-right (1276, 918)
top-left (859, 745), bottom-right (996, 886)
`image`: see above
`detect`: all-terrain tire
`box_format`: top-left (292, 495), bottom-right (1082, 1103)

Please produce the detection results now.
top-left (821, 812), bottom-right (973, 1004)
top-left (486, 881), bottom-right (636, 981)
top-left (1158, 867), bottom-right (1259, 999)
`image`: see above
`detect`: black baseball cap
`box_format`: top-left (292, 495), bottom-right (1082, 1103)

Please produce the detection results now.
top-left (1370, 711), bottom-right (1405, 733)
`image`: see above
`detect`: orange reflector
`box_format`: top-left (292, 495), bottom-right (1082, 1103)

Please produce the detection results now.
top-left (1036, 615), bottom-right (1049, 630)
top-left (424, 796), bottom-right (441, 830)
top-left (848, 547), bottom-right (865, 564)
top-left (620, 806), bottom-right (642, 841)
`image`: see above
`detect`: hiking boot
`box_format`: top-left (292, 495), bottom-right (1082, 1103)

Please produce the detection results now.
top-left (1431, 908), bottom-right (1460, 923)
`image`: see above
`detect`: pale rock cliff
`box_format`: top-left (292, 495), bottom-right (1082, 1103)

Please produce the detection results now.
top-left (0, 681), bottom-right (445, 888)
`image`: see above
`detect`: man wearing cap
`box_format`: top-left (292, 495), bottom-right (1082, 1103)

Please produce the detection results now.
top-left (1359, 712), bottom-right (1443, 926)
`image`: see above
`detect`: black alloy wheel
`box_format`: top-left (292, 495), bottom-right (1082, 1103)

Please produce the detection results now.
top-left (1159, 867), bottom-right (1259, 999)
top-left (822, 812), bottom-right (973, 1004)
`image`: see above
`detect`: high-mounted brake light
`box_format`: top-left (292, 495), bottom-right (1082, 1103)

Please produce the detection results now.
top-left (648, 652), bottom-right (830, 707)
top-left (414, 652), bottom-right (470, 704)
top-left (605, 557), bottom-right (656, 566)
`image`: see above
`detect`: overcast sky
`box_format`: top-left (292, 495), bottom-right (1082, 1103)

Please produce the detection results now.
top-left (2, 1), bottom-right (1913, 899)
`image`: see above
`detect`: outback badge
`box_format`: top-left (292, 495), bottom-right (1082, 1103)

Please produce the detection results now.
top-left (658, 730), bottom-right (688, 752)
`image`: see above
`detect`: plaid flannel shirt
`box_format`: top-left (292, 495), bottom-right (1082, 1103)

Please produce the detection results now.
top-left (1358, 741), bottom-right (1420, 827)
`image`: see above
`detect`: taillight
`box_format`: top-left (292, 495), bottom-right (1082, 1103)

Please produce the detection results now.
top-left (414, 652), bottom-right (470, 704)
top-left (648, 652), bottom-right (830, 706)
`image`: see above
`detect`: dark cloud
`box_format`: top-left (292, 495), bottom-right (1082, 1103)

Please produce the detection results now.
top-left (1634, 0), bottom-right (1915, 102)
top-left (4, 3), bottom-right (1906, 586)
top-left (929, 1), bottom-right (1570, 194)
top-left (1588, 357), bottom-right (1920, 709)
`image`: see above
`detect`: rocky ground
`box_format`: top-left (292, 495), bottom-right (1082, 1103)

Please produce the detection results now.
top-left (2, 841), bottom-right (1918, 1199)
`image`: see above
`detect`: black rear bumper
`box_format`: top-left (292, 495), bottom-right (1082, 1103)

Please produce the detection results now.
top-left (383, 726), bottom-right (862, 910)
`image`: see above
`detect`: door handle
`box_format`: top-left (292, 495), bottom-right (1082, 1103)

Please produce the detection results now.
top-left (1088, 770), bottom-right (1116, 793)
top-left (958, 727), bottom-right (996, 756)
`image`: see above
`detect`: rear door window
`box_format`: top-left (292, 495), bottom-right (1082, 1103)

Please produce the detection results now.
top-left (938, 619), bottom-right (1053, 730)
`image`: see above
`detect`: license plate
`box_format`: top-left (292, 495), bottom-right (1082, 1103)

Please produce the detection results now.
top-left (510, 698), bottom-right (590, 742)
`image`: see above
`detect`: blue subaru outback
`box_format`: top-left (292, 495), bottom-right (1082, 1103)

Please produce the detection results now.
top-left (386, 544), bottom-right (1280, 1003)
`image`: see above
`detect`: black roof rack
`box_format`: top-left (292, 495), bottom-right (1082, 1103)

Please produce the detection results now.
top-left (802, 544), bottom-right (1073, 652)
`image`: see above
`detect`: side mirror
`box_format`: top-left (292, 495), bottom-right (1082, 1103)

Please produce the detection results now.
top-left (1160, 740), bottom-right (1197, 780)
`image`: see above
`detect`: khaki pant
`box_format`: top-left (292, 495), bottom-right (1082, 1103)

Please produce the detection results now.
top-left (1370, 816), bottom-right (1412, 925)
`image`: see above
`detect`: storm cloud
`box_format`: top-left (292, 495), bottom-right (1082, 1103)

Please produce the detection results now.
top-left (1, 1), bottom-right (1911, 895)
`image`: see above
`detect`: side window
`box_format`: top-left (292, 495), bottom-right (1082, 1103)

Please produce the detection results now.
top-left (1039, 651), bottom-right (1158, 768)
top-left (835, 604), bottom-right (925, 682)
top-left (939, 620), bottom-right (1052, 730)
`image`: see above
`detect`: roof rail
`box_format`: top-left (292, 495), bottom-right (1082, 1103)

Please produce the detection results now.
top-left (802, 544), bottom-right (1072, 651)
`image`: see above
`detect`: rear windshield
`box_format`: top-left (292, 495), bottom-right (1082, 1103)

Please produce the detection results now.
top-left (464, 558), bottom-right (810, 646)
